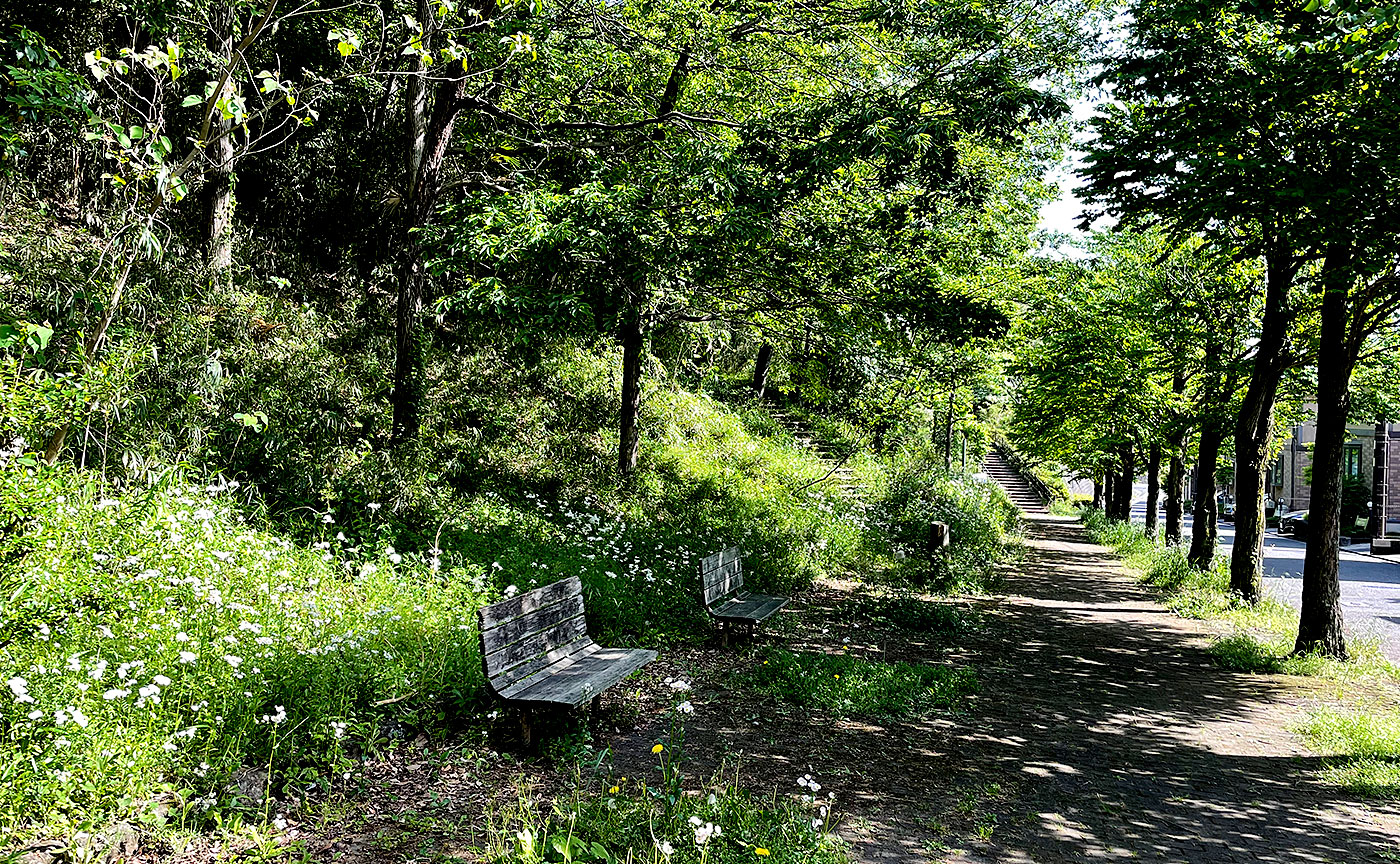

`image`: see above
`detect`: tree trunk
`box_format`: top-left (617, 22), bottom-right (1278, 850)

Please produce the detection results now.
top-left (206, 117), bottom-right (234, 273)
top-left (205, 11), bottom-right (235, 275)
top-left (618, 312), bottom-right (645, 476)
top-left (1188, 424), bottom-right (1223, 571)
top-left (1230, 254), bottom-right (1293, 601)
top-left (403, 0), bottom-right (431, 197)
top-left (1164, 372), bottom-right (1188, 545)
top-left (1104, 468), bottom-right (1117, 518)
top-left (1297, 245), bottom-right (1354, 659)
top-left (1164, 439), bottom-right (1186, 545)
top-left (1114, 445), bottom-right (1135, 522)
top-left (751, 343), bottom-right (773, 398)
top-left (391, 72), bottom-right (467, 443)
top-left (1145, 442), bottom-right (1161, 538)
top-left (945, 387), bottom-right (956, 473)
top-left (1092, 477), bottom-right (1103, 510)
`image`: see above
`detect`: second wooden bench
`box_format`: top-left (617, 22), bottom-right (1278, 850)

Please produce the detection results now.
top-left (701, 547), bottom-right (789, 645)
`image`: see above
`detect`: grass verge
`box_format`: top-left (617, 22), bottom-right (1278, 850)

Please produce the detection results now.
top-left (1080, 507), bottom-right (1396, 680)
top-left (1299, 708), bottom-right (1400, 798)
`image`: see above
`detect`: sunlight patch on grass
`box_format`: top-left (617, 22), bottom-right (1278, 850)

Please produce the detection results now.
top-left (739, 647), bottom-right (975, 719)
top-left (1300, 708), bottom-right (1400, 798)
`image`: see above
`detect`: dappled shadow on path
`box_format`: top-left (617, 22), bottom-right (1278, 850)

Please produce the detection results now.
top-left (611, 514), bottom-right (1400, 863)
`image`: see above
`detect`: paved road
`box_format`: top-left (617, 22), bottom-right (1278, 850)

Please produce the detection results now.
top-left (1126, 498), bottom-right (1400, 659)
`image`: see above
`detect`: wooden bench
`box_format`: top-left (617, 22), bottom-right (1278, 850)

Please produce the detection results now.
top-left (478, 576), bottom-right (656, 744)
top-left (701, 547), bottom-right (789, 645)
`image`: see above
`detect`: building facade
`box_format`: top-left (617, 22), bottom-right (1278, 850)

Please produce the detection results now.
top-left (1269, 420), bottom-right (1400, 534)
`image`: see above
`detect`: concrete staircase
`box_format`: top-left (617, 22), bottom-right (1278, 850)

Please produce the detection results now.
top-left (768, 409), bottom-right (867, 504)
top-left (982, 449), bottom-right (1048, 514)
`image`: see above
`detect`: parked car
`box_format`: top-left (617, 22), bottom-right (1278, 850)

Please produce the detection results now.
top-left (1218, 495), bottom-right (1236, 523)
top-left (1279, 510), bottom-right (1309, 538)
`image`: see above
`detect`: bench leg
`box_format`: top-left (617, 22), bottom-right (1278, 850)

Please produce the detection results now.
top-left (721, 621), bottom-right (729, 648)
top-left (590, 694), bottom-right (601, 714)
top-left (520, 708), bottom-right (532, 747)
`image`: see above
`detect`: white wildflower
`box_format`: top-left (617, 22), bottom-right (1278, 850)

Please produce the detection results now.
top-left (7, 677), bottom-right (35, 704)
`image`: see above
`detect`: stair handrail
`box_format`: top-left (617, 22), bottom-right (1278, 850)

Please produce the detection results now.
top-left (991, 441), bottom-right (1059, 504)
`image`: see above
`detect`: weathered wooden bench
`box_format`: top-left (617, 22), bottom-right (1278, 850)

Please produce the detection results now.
top-left (478, 576), bottom-right (656, 744)
top-left (701, 547), bottom-right (789, 645)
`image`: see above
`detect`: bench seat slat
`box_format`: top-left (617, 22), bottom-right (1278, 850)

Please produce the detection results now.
top-left (489, 633), bottom-right (597, 694)
top-left (710, 592), bottom-right (788, 623)
top-left (502, 647), bottom-right (658, 705)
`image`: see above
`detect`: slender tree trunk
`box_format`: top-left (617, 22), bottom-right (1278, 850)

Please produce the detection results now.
top-left (206, 11), bottom-right (235, 275)
top-left (1104, 468), bottom-right (1116, 518)
top-left (391, 72), bottom-right (466, 443)
top-left (1092, 477), bottom-right (1103, 510)
top-left (403, 0), bottom-right (431, 197)
top-left (945, 387), bottom-right (956, 473)
top-left (751, 343), bottom-right (773, 398)
top-left (618, 312), bottom-right (645, 476)
top-left (1230, 254), bottom-right (1293, 601)
top-left (1164, 440), bottom-right (1186, 545)
top-left (1164, 372), bottom-right (1188, 545)
top-left (1189, 425), bottom-right (1223, 570)
top-left (1297, 246), bottom-right (1354, 659)
top-left (1115, 445), bottom-right (1135, 522)
top-left (1145, 442), bottom-right (1161, 537)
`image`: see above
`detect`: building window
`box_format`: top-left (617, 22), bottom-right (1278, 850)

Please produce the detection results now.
top-left (1344, 444), bottom-right (1364, 479)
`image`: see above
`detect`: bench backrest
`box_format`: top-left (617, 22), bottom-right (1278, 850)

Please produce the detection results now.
top-left (701, 547), bottom-right (744, 607)
top-left (477, 576), bottom-right (590, 695)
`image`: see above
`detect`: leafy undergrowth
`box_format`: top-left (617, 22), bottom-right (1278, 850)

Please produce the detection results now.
top-left (1299, 708), bottom-right (1400, 798)
top-left (489, 762), bottom-right (847, 864)
top-left (738, 647), bottom-right (976, 719)
top-left (1080, 508), bottom-right (1397, 680)
top-left (0, 462), bottom-right (490, 836)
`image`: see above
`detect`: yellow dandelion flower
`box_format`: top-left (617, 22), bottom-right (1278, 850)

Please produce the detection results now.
top-left (834, 674), bottom-right (840, 679)
top-left (755, 848), bottom-right (771, 857)
top-left (652, 743), bottom-right (665, 754)
top-left (609, 785), bottom-right (619, 793)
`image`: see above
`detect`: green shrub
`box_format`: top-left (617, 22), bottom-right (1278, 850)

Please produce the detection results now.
top-left (872, 459), bottom-right (1019, 592)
